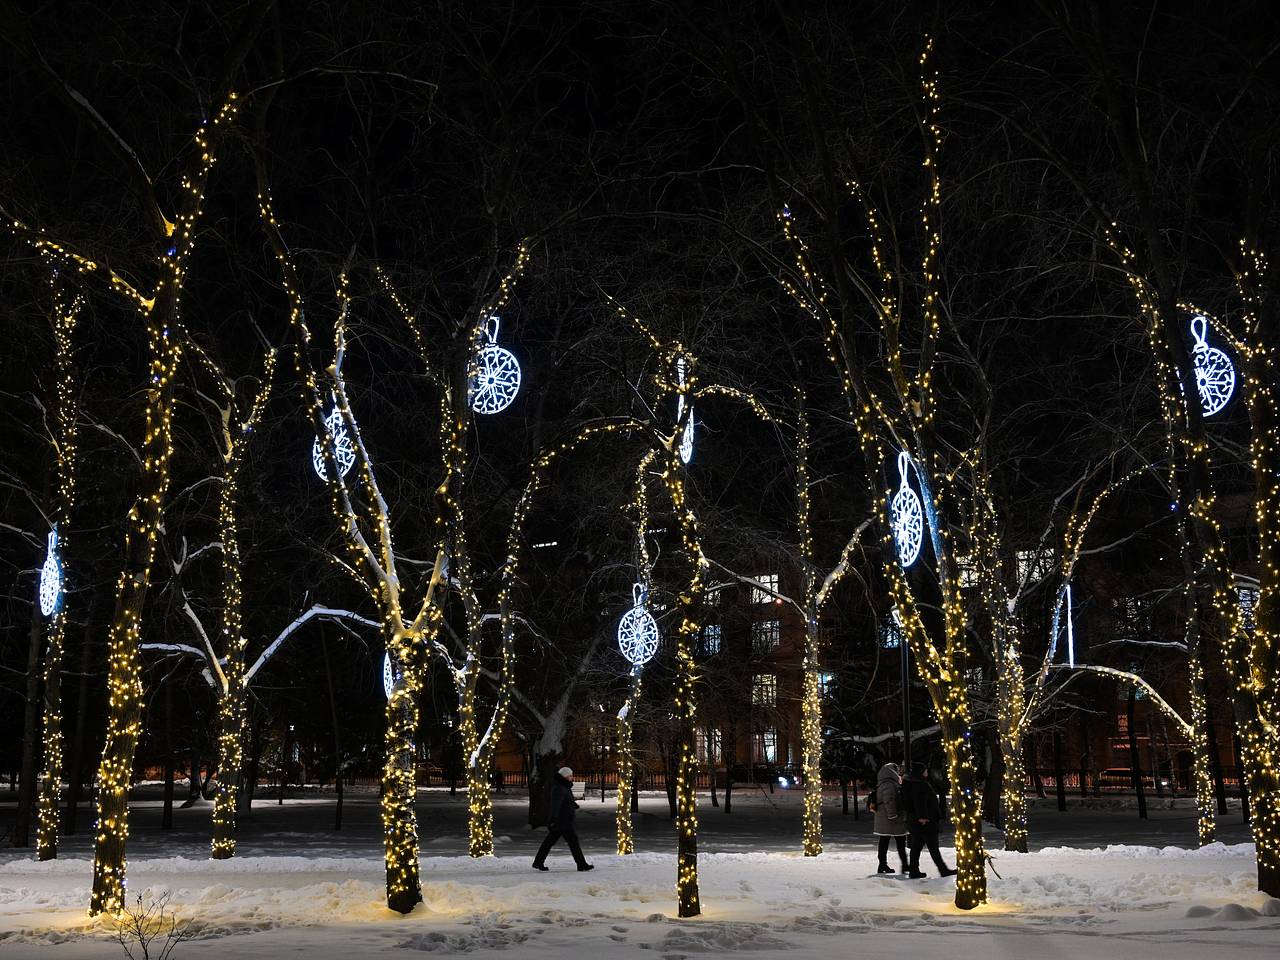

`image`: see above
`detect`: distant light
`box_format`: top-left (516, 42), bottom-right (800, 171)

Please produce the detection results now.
top-left (531, 541), bottom-right (558, 549)
top-left (778, 776), bottom-right (788, 787)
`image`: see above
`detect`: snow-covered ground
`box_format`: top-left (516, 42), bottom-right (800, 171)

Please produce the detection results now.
top-left (1, 793), bottom-right (1276, 957)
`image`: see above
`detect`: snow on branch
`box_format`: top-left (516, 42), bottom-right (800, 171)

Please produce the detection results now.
top-left (245, 605), bottom-right (379, 683)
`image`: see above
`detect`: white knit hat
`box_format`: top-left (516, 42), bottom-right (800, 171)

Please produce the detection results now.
top-left (558, 766), bottom-right (574, 779)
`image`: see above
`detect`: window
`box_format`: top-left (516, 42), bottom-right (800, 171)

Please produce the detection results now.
top-left (697, 728), bottom-right (722, 764)
top-left (818, 671), bottom-right (835, 698)
top-left (753, 728), bottom-right (779, 764)
top-left (751, 573), bottom-right (779, 604)
top-left (878, 608), bottom-right (904, 649)
top-left (751, 618), bottom-right (781, 654)
top-left (701, 623), bottom-right (722, 655)
top-left (752, 673), bottom-right (777, 707)
top-left (957, 554), bottom-right (980, 588)
top-left (966, 667), bottom-right (984, 692)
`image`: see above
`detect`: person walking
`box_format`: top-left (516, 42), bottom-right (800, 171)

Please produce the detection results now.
top-left (870, 762), bottom-right (908, 874)
top-left (532, 766), bottom-right (594, 872)
top-left (901, 761), bottom-right (956, 879)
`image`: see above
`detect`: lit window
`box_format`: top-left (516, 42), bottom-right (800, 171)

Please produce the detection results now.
top-left (752, 673), bottom-right (777, 706)
top-left (957, 554), bottom-right (980, 587)
top-left (697, 728), bottom-right (722, 764)
top-left (751, 573), bottom-right (779, 604)
top-left (753, 729), bottom-right (778, 764)
top-left (818, 671), bottom-right (835, 697)
top-left (966, 667), bottom-right (983, 691)
top-left (701, 623), bottom-right (722, 655)
top-left (751, 619), bottom-right (780, 654)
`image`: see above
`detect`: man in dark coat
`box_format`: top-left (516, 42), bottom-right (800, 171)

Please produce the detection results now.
top-left (532, 766), bottom-right (594, 871)
top-left (900, 761), bottom-right (956, 879)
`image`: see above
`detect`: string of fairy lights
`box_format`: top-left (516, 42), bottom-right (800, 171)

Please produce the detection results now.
top-left (775, 36), bottom-right (988, 910)
top-left (34, 274), bottom-right (84, 863)
top-left (210, 350), bottom-right (278, 859)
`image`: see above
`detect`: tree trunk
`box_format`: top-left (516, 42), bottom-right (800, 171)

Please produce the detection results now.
top-left (1127, 689), bottom-right (1148, 820)
top-left (939, 710), bottom-right (989, 910)
top-left (13, 614), bottom-right (43, 849)
top-left (1053, 729), bottom-right (1067, 812)
top-left (999, 733), bottom-right (1027, 851)
top-left (36, 606), bottom-right (71, 859)
top-left (321, 627), bottom-right (343, 831)
top-left (841, 778), bottom-right (848, 815)
top-left (382, 685), bottom-right (422, 914)
top-left (65, 615), bottom-right (95, 837)
top-left (1078, 713), bottom-right (1091, 799)
top-left (243, 717), bottom-right (261, 817)
top-left (161, 680), bottom-right (174, 829)
top-left (615, 673), bottom-right (641, 855)
top-left (800, 617), bottom-right (823, 856)
top-left (1232, 727), bottom-right (1251, 825)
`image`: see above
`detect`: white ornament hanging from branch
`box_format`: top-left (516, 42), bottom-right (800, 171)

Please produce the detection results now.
top-left (382, 649), bottom-right (404, 700)
top-left (38, 527), bottom-right (64, 617)
top-left (311, 398), bottom-right (356, 481)
top-left (676, 356), bottom-right (694, 464)
top-left (618, 582), bottom-right (660, 667)
top-left (1189, 314), bottom-right (1234, 418)
top-left (469, 315), bottom-right (522, 415)
top-left (889, 452), bottom-right (923, 568)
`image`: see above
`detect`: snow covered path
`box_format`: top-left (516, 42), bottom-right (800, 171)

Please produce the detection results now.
top-left (2, 843), bottom-right (1278, 958)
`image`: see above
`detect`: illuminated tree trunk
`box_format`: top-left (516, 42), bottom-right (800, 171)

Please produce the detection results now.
top-left (998, 730), bottom-right (1029, 853)
top-left (383, 664), bottom-right (423, 914)
top-left (938, 700), bottom-right (989, 909)
top-left (86, 94), bottom-right (240, 917)
top-left (89, 311), bottom-right (181, 915)
top-left (615, 671), bottom-right (642, 854)
top-left (800, 631), bottom-right (823, 856)
top-left (34, 280), bottom-right (82, 861)
top-left (1187, 646), bottom-right (1218, 846)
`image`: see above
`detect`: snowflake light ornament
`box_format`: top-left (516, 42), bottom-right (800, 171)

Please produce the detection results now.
top-left (676, 356), bottom-right (694, 464)
top-left (1189, 314), bottom-right (1235, 417)
top-left (311, 400), bottom-right (356, 481)
top-left (889, 452), bottom-right (923, 568)
top-left (382, 649), bottom-right (404, 700)
top-left (617, 582), bottom-right (660, 667)
top-left (469, 315), bottom-right (522, 415)
top-left (38, 527), bottom-right (63, 617)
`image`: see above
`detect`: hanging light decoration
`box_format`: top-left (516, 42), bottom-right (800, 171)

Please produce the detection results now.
top-left (889, 452), bottom-right (923, 567)
top-left (38, 527), bottom-right (64, 617)
top-left (676, 356), bottom-right (694, 464)
top-left (469, 315), bottom-right (522, 415)
top-left (1189, 314), bottom-right (1235, 417)
top-left (382, 649), bottom-right (403, 700)
top-left (617, 582), bottom-right (660, 667)
top-left (1064, 582), bottom-right (1075, 668)
top-left (311, 399), bottom-right (356, 480)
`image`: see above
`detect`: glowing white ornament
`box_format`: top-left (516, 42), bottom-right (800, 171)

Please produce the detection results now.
top-left (676, 356), bottom-right (694, 464)
top-left (1189, 314), bottom-right (1234, 417)
top-left (617, 582), bottom-right (660, 667)
top-left (469, 315), bottom-right (522, 415)
top-left (889, 452), bottom-right (923, 568)
top-left (382, 649), bottom-right (403, 700)
top-left (311, 400), bottom-right (356, 481)
top-left (1065, 582), bottom-right (1075, 668)
top-left (38, 527), bottom-right (63, 617)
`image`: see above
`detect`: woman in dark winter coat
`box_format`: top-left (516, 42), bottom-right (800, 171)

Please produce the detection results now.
top-left (870, 762), bottom-right (908, 874)
top-left (532, 767), bottom-right (594, 872)
top-left (900, 761), bottom-right (956, 879)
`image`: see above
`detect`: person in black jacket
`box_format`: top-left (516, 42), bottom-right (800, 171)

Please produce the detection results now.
top-left (900, 762), bottom-right (956, 880)
top-left (532, 766), bottom-right (594, 872)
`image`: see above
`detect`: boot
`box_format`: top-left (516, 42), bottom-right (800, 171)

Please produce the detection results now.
top-left (876, 863), bottom-right (894, 874)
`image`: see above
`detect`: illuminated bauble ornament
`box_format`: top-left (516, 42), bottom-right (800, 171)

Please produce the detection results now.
top-left (1189, 314), bottom-right (1234, 417)
top-left (889, 452), bottom-right (923, 568)
top-left (676, 356), bottom-right (694, 464)
top-left (38, 527), bottom-right (63, 617)
top-left (469, 315), bottom-right (521, 415)
top-left (382, 649), bottom-right (403, 700)
top-left (617, 582), bottom-right (660, 667)
top-left (311, 401), bottom-right (356, 481)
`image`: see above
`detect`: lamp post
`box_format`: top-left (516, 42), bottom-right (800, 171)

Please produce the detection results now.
top-left (901, 637), bottom-right (912, 768)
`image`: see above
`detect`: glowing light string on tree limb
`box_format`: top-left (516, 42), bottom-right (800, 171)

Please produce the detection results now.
top-left (38, 527), bottom-right (64, 616)
top-left (890, 452), bottom-right (924, 567)
top-left (468, 315), bottom-right (521, 415)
